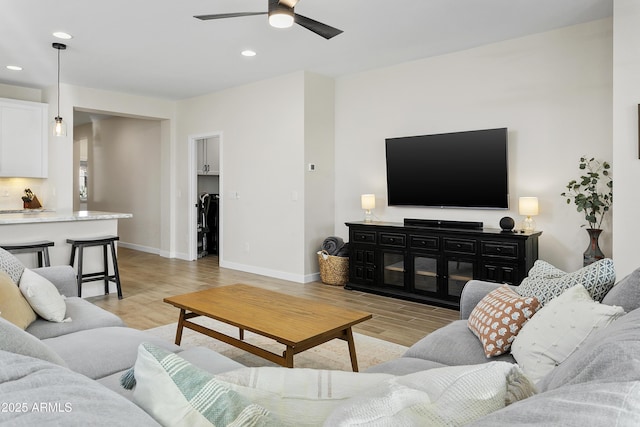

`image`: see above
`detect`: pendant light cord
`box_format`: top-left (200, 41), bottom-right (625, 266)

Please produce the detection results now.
top-left (57, 46), bottom-right (60, 117)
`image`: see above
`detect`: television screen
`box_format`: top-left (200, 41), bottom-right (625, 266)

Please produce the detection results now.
top-left (385, 128), bottom-right (509, 209)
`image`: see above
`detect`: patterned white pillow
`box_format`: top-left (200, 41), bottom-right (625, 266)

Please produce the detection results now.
top-left (517, 259), bottom-right (616, 306)
top-left (511, 284), bottom-right (625, 383)
top-left (0, 247), bottom-right (25, 284)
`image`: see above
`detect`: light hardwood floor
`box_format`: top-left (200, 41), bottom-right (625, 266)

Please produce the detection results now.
top-left (89, 247), bottom-right (460, 347)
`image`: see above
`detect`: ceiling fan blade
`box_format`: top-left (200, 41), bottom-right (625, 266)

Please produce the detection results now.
top-left (279, 0), bottom-right (300, 7)
top-left (294, 14), bottom-right (343, 39)
top-left (194, 12), bottom-right (267, 20)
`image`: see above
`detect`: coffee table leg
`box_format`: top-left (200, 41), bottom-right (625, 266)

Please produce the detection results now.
top-left (284, 346), bottom-right (294, 368)
top-left (175, 309), bottom-right (185, 345)
top-left (345, 328), bottom-right (359, 372)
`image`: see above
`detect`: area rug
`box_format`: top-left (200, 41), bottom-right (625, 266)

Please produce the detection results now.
top-left (145, 317), bottom-right (407, 372)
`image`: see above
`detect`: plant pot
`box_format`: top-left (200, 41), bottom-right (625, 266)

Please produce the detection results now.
top-left (583, 228), bottom-right (605, 266)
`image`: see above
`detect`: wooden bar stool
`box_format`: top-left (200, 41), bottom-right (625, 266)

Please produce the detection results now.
top-left (0, 241), bottom-right (54, 267)
top-left (66, 236), bottom-right (123, 299)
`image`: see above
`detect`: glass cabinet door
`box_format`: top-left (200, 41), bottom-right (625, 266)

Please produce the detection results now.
top-left (447, 259), bottom-right (474, 298)
top-left (382, 252), bottom-right (405, 287)
top-left (413, 255), bottom-right (438, 294)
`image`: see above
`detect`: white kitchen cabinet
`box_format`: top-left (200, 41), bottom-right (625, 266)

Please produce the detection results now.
top-left (197, 137), bottom-right (219, 175)
top-left (0, 98), bottom-right (48, 178)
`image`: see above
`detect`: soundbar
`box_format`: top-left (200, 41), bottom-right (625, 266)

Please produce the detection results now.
top-left (404, 218), bottom-right (484, 230)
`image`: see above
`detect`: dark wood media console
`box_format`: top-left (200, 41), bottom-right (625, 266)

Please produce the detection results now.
top-left (345, 220), bottom-right (542, 309)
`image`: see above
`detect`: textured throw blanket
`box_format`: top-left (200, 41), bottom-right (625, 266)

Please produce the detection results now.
top-left (321, 236), bottom-right (344, 256)
top-left (215, 363), bottom-right (536, 426)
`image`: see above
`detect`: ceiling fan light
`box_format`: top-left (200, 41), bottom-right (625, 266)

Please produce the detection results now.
top-left (269, 10), bottom-right (294, 28)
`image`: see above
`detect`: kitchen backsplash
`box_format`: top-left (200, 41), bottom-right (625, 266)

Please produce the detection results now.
top-left (0, 179), bottom-right (49, 210)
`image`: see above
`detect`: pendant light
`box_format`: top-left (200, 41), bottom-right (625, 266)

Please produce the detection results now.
top-left (52, 42), bottom-right (67, 137)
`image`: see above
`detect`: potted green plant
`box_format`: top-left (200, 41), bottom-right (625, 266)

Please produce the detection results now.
top-left (560, 156), bottom-right (613, 266)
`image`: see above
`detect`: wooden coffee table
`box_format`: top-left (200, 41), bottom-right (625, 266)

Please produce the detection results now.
top-left (163, 284), bottom-right (373, 371)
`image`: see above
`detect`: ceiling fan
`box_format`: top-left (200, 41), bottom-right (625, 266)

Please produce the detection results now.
top-left (194, 0), bottom-right (343, 40)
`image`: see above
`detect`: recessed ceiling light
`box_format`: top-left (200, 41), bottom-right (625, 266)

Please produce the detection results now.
top-left (6, 65), bottom-right (22, 71)
top-left (53, 32), bottom-right (73, 40)
top-left (241, 50), bottom-right (256, 57)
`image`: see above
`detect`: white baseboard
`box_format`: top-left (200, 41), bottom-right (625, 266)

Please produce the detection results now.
top-left (220, 260), bottom-right (320, 284)
top-left (118, 241), bottom-right (160, 255)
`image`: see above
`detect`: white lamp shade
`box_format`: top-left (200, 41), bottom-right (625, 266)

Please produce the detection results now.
top-left (518, 197), bottom-right (539, 216)
top-left (361, 194), bottom-right (376, 210)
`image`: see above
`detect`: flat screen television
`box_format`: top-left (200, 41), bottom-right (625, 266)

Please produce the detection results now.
top-left (385, 127), bottom-right (509, 209)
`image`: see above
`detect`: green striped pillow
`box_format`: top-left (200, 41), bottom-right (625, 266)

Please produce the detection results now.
top-left (122, 343), bottom-right (280, 427)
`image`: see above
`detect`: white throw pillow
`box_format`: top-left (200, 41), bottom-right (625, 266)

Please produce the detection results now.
top-left (18, 268), bottom-right (69, 323)
top-left (511, 284), bottom-right (624, 383)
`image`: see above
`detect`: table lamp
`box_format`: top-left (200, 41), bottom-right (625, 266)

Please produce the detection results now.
top-left (361, 194), bottom-right (375, 222)
top-left (518, 197), bottom-right (539, 232)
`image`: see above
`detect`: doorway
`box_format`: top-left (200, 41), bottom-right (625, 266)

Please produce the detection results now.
top-left (188, 132), bottom-right (223, 261)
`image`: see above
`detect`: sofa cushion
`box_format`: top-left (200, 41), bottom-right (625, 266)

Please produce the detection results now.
top-left (43, 326), bottom-right (183, 379)
top-left (467, 285), bottom-right (540, 357)
top-left (517, 258), bottom-right (616, 306)
top-left (0, 270), bottom-right (36, 329)
top-left (602, 266), bottom-right (640, 313)
top-left (468, 380), bottom-right (640, 427)
top-left (26, 296), bottom-right (125, 339)
top-left (404, 319), bottom-right (516, 366)
top-left (0, 316), bottom-right (66, 366)
top-left (511, 284), bottom-right (625, 383)
top-left (32, 265), bottom-right (79, 297)
top-left (537, 306), bottom-right (640, 392)
top-left (19, 268), bottom-right (68, 322)
top-left (364, 356), bottom-right (447, 375)
top-left (0, 349), bottom-right (159, 426)
top-left (0, 246), bottom-right (25, 284)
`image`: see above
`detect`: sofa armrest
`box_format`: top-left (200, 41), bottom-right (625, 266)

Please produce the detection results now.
top-left (31, 265), bottom-right (78, 297)
top-left (459, 280), bottom-right (509, 319)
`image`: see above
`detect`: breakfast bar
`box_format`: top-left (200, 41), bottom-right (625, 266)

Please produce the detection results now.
top-left (0, 210), bottom-right (132, 298)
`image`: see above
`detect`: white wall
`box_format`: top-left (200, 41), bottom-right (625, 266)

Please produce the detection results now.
top-left (45, 84), bottom-right (177, 257)
top-left (177, 72), bottom-right (307, 280)
top-left (612, 0), bottom-right (640, 278)
top-left (334, 19), bottom-right (613, 273)
top-left (75, 117), bottom-right (162, 253)
top-left (304, 74), bottom-right (336, 277)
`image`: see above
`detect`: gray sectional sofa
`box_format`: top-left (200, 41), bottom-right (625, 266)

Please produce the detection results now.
top-left (367, 270), bottom-right (640, 425)
top-left (0, 265), bottom-right (243, 426)
top-left (2, 263), bottom-right (640, 425)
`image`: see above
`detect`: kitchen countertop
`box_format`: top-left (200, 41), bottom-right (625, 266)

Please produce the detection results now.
top-left (0, 210), bottom-right (132, 225)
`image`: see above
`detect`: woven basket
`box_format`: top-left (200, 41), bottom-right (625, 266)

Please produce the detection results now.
top-left (318, 250), bottom-right (349, 286)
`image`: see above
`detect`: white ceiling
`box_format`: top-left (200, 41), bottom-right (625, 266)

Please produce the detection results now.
top-left (0, 0), bottom-right (612, 101)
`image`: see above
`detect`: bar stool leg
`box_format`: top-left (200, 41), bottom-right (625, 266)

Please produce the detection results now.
top-left (77, 246), bottom-right (84, 298)
top-left (69, 245), bottom-right (76, 267)
top-left (103, 244), bottom-right (109, 295)
top-left (42, 247), bottom-right (51, 267)
top-left (109, 242), bottom-right (123, 299)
